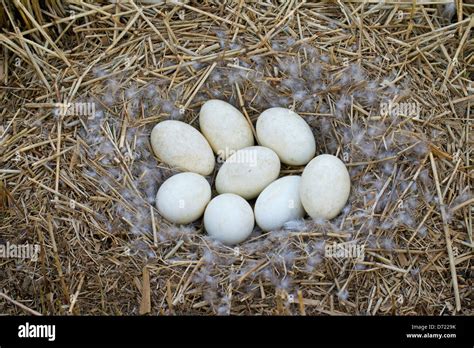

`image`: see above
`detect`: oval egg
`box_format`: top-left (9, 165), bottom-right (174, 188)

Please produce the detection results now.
top-left (255, 176), bottom-right (305, 232)
top-left (215, 146), bottom-right (280, 200)
top-left (199, 99), bottom-right (254, 160)
top-left (256, 107), bottom-right (316, 165)
top-left (150, 120), bottom-right (215, 175)
top-left (300, 154), bottom-right (351, 220)
top-left (204, 193), bottom-right (255, 245)
top-left (156, 172), bottom-right (211, 224)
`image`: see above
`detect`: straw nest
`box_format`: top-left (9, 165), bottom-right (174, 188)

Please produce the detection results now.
top-left (0, 0), bottom-right (472, 315)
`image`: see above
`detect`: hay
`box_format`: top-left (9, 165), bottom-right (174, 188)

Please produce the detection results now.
top-left (0, 0), bottom-right (472, 316)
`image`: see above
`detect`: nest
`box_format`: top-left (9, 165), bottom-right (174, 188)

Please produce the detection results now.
top-left (0, 1), bottom-right (472, 316)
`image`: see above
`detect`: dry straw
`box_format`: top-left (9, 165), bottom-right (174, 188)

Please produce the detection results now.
top-left (0, 0), bottom-right (472, 315)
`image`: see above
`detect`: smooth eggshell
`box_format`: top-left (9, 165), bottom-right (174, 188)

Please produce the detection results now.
top-left (256, 107), bottom-right (316, 165)
top-left (204, 193), bottom-right (255, 245)
top-left (254, 176), bottom-right (305, 231)
top-left (300, 154), bottom-right (350, 220)
top-left (156, 172), bottom-right (211, 224)
top-left (215, 146), bottom-right (280, 199)
top-left (199, 99), bottom-right (254, 160)
top-left (150, 120), bottom-right (215, 175)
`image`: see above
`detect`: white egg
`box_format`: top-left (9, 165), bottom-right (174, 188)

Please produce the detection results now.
top-left (254, 176), bottom-right (305, 231)
top-left (204, 193), bottom-right (255, 245)
top-left (150, 120), bottom-right (215, 175)
top-left (156, 172), bottom-right (211, 224)
top-left (256, 107), bottom-right (316, 165)
top-left (300, 154), bottom-right (351, 220)
top-left (215, 146), bottom-right (280, 200)
top-left (199, 99), bottom-right (254, 160)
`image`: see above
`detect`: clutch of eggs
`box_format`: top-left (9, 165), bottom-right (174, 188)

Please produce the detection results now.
top-left (151, 100), bottom-right (351, 245)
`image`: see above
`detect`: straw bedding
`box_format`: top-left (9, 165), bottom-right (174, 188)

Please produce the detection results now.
top-left (0, 0), bottom-right (472, 315)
